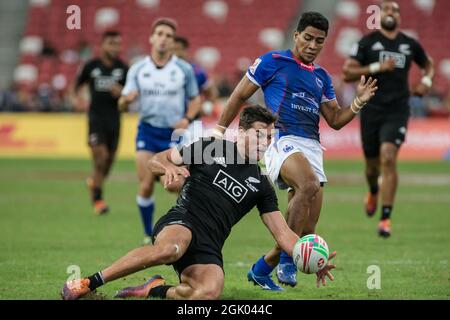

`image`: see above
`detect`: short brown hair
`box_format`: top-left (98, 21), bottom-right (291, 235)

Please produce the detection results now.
top-left (239, 105), bottom-right (277, 130)
top-left (151, 17), bottom-right (178, 34)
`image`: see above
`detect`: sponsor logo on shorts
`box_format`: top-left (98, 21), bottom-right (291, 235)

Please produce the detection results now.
top-left (137, 140), bottom-right (146, 149)
top-left (213, 170), bottom-right (248, 203)
top-left (89, 133), bottom-right (99, 145)
top-left (283, 145), bottom-right (294, 153)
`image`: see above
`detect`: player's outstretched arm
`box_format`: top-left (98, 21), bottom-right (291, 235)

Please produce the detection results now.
top-left (213, 76), bottom-right (259, 137)
top-left (148, 148), bottom-right (190, 188)
top-left (320, 75), bottom-right (377, 130)
top-left (261, 211), bottom-right (299, 257)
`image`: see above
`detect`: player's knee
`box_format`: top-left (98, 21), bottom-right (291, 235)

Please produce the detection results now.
top-left (365, 164), bottom-right (380, 177)
top-left (294, 180), bottom-right (320, 202)
top-left (381, 152), bottom-right (396, 168)
top-left (157, 244), bottom-right (181, 264)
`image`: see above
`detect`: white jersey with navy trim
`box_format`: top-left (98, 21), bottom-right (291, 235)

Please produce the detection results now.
top-left (122, 55), bottom-right (199, 128)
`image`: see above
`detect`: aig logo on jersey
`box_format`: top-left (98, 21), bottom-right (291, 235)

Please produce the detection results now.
top-left (380, 51), bottom-right (406, 69)
top-left (213, 170), bottom-right (248, 203)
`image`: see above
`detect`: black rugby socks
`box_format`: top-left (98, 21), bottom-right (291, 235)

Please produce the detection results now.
top-left (148, 285), bottom-right (173, 299)
top-left (88, 272), bottom-right (105, 291)
top-left (381, 205), bottom-right (392, 220)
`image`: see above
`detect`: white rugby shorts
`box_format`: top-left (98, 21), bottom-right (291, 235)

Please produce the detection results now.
top-left (264, 135), bottom-right (327, 189)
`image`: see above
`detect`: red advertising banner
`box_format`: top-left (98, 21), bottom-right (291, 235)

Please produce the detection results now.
top-left (319, 119), bottom-right (450, 160)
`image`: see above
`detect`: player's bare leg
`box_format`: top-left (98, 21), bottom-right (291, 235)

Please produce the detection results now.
top-left (61, 224), bottom-right (192, 300)
top-left (166, 264), bottom-right (224, 300)
top-left (115, 264), bottom-right (224, 300)
top-left (378, 142), bottom-right (399, 237)
top-left (103, 151), bottom-right (116, 180)
top-left (136, 151), bottom-right (157, 244)
top-left (88, 144), bottom-right (110, 214)
top-left (364, 157), bottom-right (381, 217)
top-left (280, 153), bottom-right (321, 235)
top-left (250, 153), bottom-right (320, 288)
top-left (302, 187), bottom-right (324, 236)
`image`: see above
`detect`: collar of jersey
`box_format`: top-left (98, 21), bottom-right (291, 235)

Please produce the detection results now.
top-left (271, 50), bottom-right (315, 72)
top-left (147, 54), bottom-right (175, 69)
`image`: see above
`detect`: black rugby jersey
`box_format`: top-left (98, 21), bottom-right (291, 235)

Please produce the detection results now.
top-left (350, 31), bottom-right (428, 110)
top-left (75, 58), bottom-right (128, 117)
top-left (173, 138), bottom-right (279, 250)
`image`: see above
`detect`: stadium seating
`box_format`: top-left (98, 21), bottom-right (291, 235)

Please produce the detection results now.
top-left (16, 0), bottom-right (302, 91)
top-left (318, 0), bottom-right (450, 96)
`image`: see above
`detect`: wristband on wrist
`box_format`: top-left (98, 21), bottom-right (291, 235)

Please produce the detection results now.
top-left (185, 116), bottom-right (195, 124)
top-left (351, 97), bottom-right (367, 114)
top-left (369, 62), bottom-right (381, 74)
top-left (421, 76), bottom-right (432, 88)
top-left (350, 102), bottom-right (360, 114)
top-left (355, 96), bottom-right (364, 107)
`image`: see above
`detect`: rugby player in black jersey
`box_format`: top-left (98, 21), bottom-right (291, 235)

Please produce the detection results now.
top-left (343, 0), bottom-right (434, 237)
top-left (61, 105), bottom-right (336, 300)
top-left (74, 31), bottom-right (128, 214)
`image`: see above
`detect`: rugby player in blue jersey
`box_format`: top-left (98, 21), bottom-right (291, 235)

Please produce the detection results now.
top-left (118, 18), bottom-right (201, 244)
top-left (213, 12), bottom-right (378, 290)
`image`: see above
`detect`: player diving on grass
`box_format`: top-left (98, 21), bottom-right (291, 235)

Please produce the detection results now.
top-left (61, 105), bottom-right (336, 300)
top-left (117, 18), bottom-right (201, 244)
top-left (212, 12), bottom-right (378, 290)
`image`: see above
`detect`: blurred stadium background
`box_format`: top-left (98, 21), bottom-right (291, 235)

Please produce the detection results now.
top-left (0, 0), bottom-right (449, 159)
top-left (0, 0), bottom-right (449, 299)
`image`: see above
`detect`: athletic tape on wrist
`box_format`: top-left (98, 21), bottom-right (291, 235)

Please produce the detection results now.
top-left (421, 76), bottom-right (432, 87)
top-left (369, 62), bottom-right (381, 74)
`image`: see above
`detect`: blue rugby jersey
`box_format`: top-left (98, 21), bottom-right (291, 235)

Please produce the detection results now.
top-left (246, 49), bottom-right (336, 141)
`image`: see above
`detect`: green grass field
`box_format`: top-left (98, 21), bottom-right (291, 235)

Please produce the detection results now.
top-left (0, 158), bottom-right (449, 299)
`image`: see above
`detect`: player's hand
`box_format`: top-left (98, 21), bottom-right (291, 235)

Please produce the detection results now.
top-left (380, 58), bottom-right (396, 72)
top-left (164, 164), bottom-right (190, 189)
top-left (173, 118), bottom-right (190, 130)
top-left (356, 76), bottom-right (378, 104)
top-left (413, 83), bottom-right (430, 97)
top-left (125, 90), bottom-right (139, 103)
top-left (316, 251), bottom-right (336, 288)
top-left (110, 82), bottom-right (123, 98)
